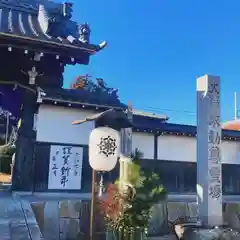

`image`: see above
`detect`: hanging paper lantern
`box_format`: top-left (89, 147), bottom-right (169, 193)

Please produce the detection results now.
top-left (89, 127), bottom-right (120, 171)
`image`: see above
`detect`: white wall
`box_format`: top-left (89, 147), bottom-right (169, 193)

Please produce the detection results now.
top-left (37, 105), bottom-right (155, 158)
top-left (132, 132), bottom-right (154, 159)
top-left (222, 141), bottom-right (240, 164)
top-left (158, 135), bottom-right (240, 164)
top-left (158, 136), bottom-right (195, 162)
top-left (36, 105), bottom-right (95, 145)
top-left (37, 105), bottom-right (240, 164)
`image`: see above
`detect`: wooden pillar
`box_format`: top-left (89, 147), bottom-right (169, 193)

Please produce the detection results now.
top-left (120, 102), bottom-right (133, 190)
top-left (121, 102), bottom-right (133, 157)
top-left (154, 133), bottom-right (158, 161)
top-left (12, 88), bottom-right (37, 191)
top-left (153, 133), bottom-right (158, 172)
top-left (10, 153), bottom-right (15, 181)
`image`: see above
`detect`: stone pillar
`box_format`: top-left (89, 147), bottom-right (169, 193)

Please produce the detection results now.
top-left (196, 75), bottom-right (222, 226)
top-left (44, 202), bottom-right (60, 240)
top-left (12, 89), bottom-right (37, 191)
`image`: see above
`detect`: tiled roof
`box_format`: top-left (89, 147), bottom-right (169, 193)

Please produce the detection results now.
top-left (39, 88), bottom-right (169, 122)
top-left (41, 87), bottom-right (128, 109)
top-left (222, 119), bottom-right (240, 131)
top-left (147, 122), bottom-right (240, 140)
top-left (132, 109), bottom-right (168, 120)
top-left (157, 122), bottom-right (196, 135)
top-left (0, 3), bottom-right (49, 39)
top-left (0, 0), bottom-right (106, 58)
top-left (132, 114), bottom-right (168, 130)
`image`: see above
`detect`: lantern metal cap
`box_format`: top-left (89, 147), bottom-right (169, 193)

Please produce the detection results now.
top-left (72, 108), bottom-right (133, 130)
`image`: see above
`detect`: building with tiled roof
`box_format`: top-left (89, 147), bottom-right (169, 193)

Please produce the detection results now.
top-left (32, 82), bottom-right (240, 197)
top-left (222, 93), bottom-right (240, 131)
top-left (0, 0), bottom-right (239, 204)
top-left (0, 0), bottom-right (108, 192)
top-left (222, 119), bottom-right (240, 131)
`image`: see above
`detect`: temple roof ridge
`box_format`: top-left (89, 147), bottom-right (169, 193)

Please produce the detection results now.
top-left (0, 0), bottom-right (59, 12)
top-left (0, 0), bottom-right (50, 3)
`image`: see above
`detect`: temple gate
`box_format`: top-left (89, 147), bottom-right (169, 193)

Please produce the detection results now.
top-left (0, 0), bottom-right (106, 192)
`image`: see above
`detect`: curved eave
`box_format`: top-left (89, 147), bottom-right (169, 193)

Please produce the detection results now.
top-left (41, 98), bottom-right (127, 111)
top-left (0, 32), bottom-right (95, 52)
top-left (0, 33), bottom-right (106, 64)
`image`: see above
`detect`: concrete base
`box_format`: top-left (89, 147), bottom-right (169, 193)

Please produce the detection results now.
top-left (9, 192), bottom-right (240, 240)
top-left (174, 224), bottom-right (240, 240)
top-left (148, 236), bottom-right (177, 240)
top-left (13, 191), bottom-right (92, 200)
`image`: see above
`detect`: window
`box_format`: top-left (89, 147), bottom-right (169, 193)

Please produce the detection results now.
top-left (183, 163), bottom-right (196, 193)
top-left (154, 160), bottom-right (185, 193)
top-left (222, 164), bottom-right (240, 194)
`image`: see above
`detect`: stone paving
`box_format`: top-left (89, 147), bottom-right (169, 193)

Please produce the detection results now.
top-left (0, 189), bottom-right (177, 240)
top-left (0, 191), bottom-right (43, 240)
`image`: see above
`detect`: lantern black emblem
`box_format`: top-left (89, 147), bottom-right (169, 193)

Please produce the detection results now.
top-left (98, 135), bottom-right (117, 157)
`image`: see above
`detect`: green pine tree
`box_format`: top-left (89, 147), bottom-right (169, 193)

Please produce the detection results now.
top-left (100, 149), bottom-right (167, 235)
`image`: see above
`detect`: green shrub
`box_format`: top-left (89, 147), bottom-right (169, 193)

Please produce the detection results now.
top-left (99, 150), bottom-right (167, 234)
top-left (0, 144), bottom-right (15, 174)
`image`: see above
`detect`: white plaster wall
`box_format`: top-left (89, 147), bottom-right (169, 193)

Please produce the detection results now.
top-left (36, 105), bottom-right (95, 145)
top-left (158, 135), bottom-right (240, 164)
top-left (222, 141), bottom-right (240, 164)
top-left (132, 132), bottom-right (154, 159)
top-left (37, 105), bottom-right (155, 158)
top-left (158, 136), bottom-right (195, 162)
top-left (36, 105), bottom-right (240, 164)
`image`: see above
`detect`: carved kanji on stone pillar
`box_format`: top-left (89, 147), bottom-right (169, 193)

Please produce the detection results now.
top-left (197, 75), bottom-right (222, 226)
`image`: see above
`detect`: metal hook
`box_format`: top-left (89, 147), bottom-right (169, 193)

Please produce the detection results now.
top-left (98, 172), bottom-right (104, 197)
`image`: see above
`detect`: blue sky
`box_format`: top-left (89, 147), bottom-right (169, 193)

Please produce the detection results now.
top-left (61, 0), bottom-right (240, 125)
